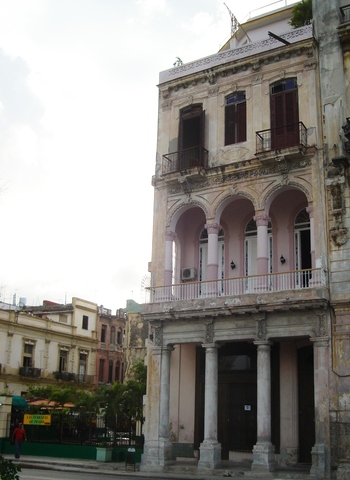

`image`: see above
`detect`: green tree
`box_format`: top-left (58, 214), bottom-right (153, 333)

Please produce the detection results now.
top-left (289, 0), bottom-right (312, 28)
top-left (0, 456), bottom-right (21, 480)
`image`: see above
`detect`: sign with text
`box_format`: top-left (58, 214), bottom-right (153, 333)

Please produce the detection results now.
top-left (23, 414), bottom-right (51, 426)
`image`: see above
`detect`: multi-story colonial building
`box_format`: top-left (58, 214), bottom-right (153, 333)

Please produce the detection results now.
top-left (96, 306), bottom-right (125, 387)
top-left (140, 1), bottom-right (350, 479)
top-left (0, 297), bottom-right (98, 395)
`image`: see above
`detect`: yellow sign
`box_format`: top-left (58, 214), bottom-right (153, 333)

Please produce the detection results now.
top-left (24, 414), bottom-right (51, 426)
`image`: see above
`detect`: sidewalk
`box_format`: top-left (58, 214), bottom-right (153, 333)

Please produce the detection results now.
top-left (2, 454), bottom-right (312, 480)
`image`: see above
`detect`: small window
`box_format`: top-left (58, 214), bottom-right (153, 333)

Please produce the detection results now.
top-left (59, 314), bottom-right (68, 323)
top-left (23, 343), bottom-right (33, 367)
top-left (59, 350), bottom-right (68, 372)
top-left (101, 324), bottom-right (107, 343)
top-left (225, 92), bottom-right (246, 145)
top-left (82, 315), bottom-right (89, 330)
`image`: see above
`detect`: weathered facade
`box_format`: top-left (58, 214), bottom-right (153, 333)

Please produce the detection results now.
top-left (0, 298), bottom-right (98, 395)
top-left (96, 306), bottom-right (125, 387)
top-left (123, 300), bottom-right (148, 381)
top-left (141, 2), bottom-right (350, 479)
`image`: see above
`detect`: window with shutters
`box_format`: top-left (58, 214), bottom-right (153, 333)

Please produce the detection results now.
top-left (225, 92), bottom-right (246, 145)
top-left (270, 78), bottom-right (299, 149)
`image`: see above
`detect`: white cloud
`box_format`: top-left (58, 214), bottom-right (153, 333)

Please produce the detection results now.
top-left (136, 0), bottom-right (171, 22)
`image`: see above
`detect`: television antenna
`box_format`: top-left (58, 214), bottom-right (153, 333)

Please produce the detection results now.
top-left (223, 3), bottom-right (251, 42)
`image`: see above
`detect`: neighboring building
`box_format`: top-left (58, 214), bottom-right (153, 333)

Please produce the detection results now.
top-left (123, 300), bottom-right (148, 381)
top-left (141, 2), bottom-right (350, 479)
top-left (96, 306), bottom-right (125, 387)
top-left (0, 298), bottom-right (98, 395)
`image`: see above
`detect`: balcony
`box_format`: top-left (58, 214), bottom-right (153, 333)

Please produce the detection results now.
top-left (146, 268), bottom-right (327, 304)
top-left (19, 366), bottom-right (41, 378)
top-left (255, 122), bottom-right (307, 157)
top-left (54, 371), bottom-right (76, 381)
top-left (162, 146), bottom-right (208, 175)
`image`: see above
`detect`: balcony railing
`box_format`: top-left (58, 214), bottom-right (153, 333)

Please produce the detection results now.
top-left (146, 268), bottom-right (327, 303)
top-left (162, 146), bottom-right (209, 175)
top-left (256, 122), bottom-right (307, 154)
top-left (54, 371), bottom-right (76, 381)
top-left (19, 366), bottom-right (41, 378)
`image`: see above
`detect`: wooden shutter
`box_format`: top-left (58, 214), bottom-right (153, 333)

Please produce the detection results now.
top-left (237, 101), bottom-right (247, 143)
top-left (225, 104), bottom-right (236, 145)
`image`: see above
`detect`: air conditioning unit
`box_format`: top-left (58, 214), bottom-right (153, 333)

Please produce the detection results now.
top-left (181, 267), bottom-right (197, 281)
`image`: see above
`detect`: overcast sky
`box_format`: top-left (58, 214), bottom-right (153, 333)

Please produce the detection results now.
top-left (0, 0), bottom-right (297, 311)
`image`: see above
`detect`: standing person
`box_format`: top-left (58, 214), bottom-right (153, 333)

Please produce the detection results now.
top-left (12, 422), bottom-right (26, 459)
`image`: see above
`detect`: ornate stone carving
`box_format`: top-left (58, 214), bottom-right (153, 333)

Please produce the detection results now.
top-left (317, 314), bottom-right (327, 337)
top-left (153, 326), bottom-right (163, 346)
top-left (256, 317), bottom-right (267, 340)
top-left (205, 322), bottom-right (214, 343)
top-left (326, 158), bottom-right (348, 246)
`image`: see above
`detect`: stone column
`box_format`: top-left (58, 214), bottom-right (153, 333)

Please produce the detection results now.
top-left (310, 333), bottom-right (330, 479)
top-left (198, 343), bottom-right (221, 470)
top-left (141, 343), bottom-right (173, 471)
top-left (205, 223), bottom-right (220, 281)
top-left (0, 395), bottom-right (12, 450)
top-left (254, 214), bottom-right (270, 275)
top-left (164, 230), bottom-right (176, 286)
top-left (252, 341), bottom-right (276, 472)
top-left (279, 342), bottom-right (299, 465)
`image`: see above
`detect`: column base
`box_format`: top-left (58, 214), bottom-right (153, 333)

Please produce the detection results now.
top-left (252, 442), bottom-right (276, 472)
top-left (198, 440), bottom-right (221, 470)
top-left (336, 461), bottom-right (350, 480)
top-left (310, 443), bottom-right (329, 479)
top-left (279, 446), bottom-right (299, 466)
top-left (140, 439), bottom-right (173, 471)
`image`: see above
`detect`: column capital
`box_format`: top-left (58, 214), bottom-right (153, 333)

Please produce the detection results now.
top-left (254, 214), bottom-right (270, 227)
top-left (205, 223), bottom-right (221, 234)
top-left (306, 205), bottom-right (314, 218)
top-left (151, 345), bottom-right (174, 356)
top-left (254, 340), bottom-right (273, 348)
top-left (202, 343), bottom-right (220, 350)
top-left (164, 230), bottom-right (176, 241)
top-left (310, 336), bottom-right (329, 347)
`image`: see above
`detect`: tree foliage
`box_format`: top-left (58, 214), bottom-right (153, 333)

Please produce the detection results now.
top-left (0, 455), bottom-right (21, 480)
top-left (289, 0), bottom-right (312, 28)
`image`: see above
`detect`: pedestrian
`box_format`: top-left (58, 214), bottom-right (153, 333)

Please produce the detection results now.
top-left (12, 422), bottom-right (26, 458)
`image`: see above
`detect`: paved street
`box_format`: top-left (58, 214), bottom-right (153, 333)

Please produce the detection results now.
top-left (19, 467), bottom-right (250, 480)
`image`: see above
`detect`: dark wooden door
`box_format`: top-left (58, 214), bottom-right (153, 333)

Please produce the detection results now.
top-left (271, 88), bottom-right (299, 149)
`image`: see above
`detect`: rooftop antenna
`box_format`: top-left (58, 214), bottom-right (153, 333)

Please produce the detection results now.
top-left (223, 3), bottom-right (251, 42)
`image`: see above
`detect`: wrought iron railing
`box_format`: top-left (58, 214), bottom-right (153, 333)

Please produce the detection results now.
top-left (19, 367), bottom-right (41, 378)
top-left (146, 268), bottom-right (327, 303)
top-left (54, 371), bottom-right (76, 381)
top-left (162, 146), bottom-right (209, 175)
top-left (256, 122), bottom-right (307, 154)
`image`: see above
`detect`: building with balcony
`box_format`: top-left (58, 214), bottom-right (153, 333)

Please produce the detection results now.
top-left (140, 1), bottom-right (350, 479)
top-left (0, 297), bottom-right (98, 395)
top-left (96, 306), bottom-right (125, 387)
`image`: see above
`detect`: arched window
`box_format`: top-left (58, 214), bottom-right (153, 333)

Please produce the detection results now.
top-left (225, 92), bottom-right (246, 145)
top-left (117, 328), bottom-right (123, 345)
